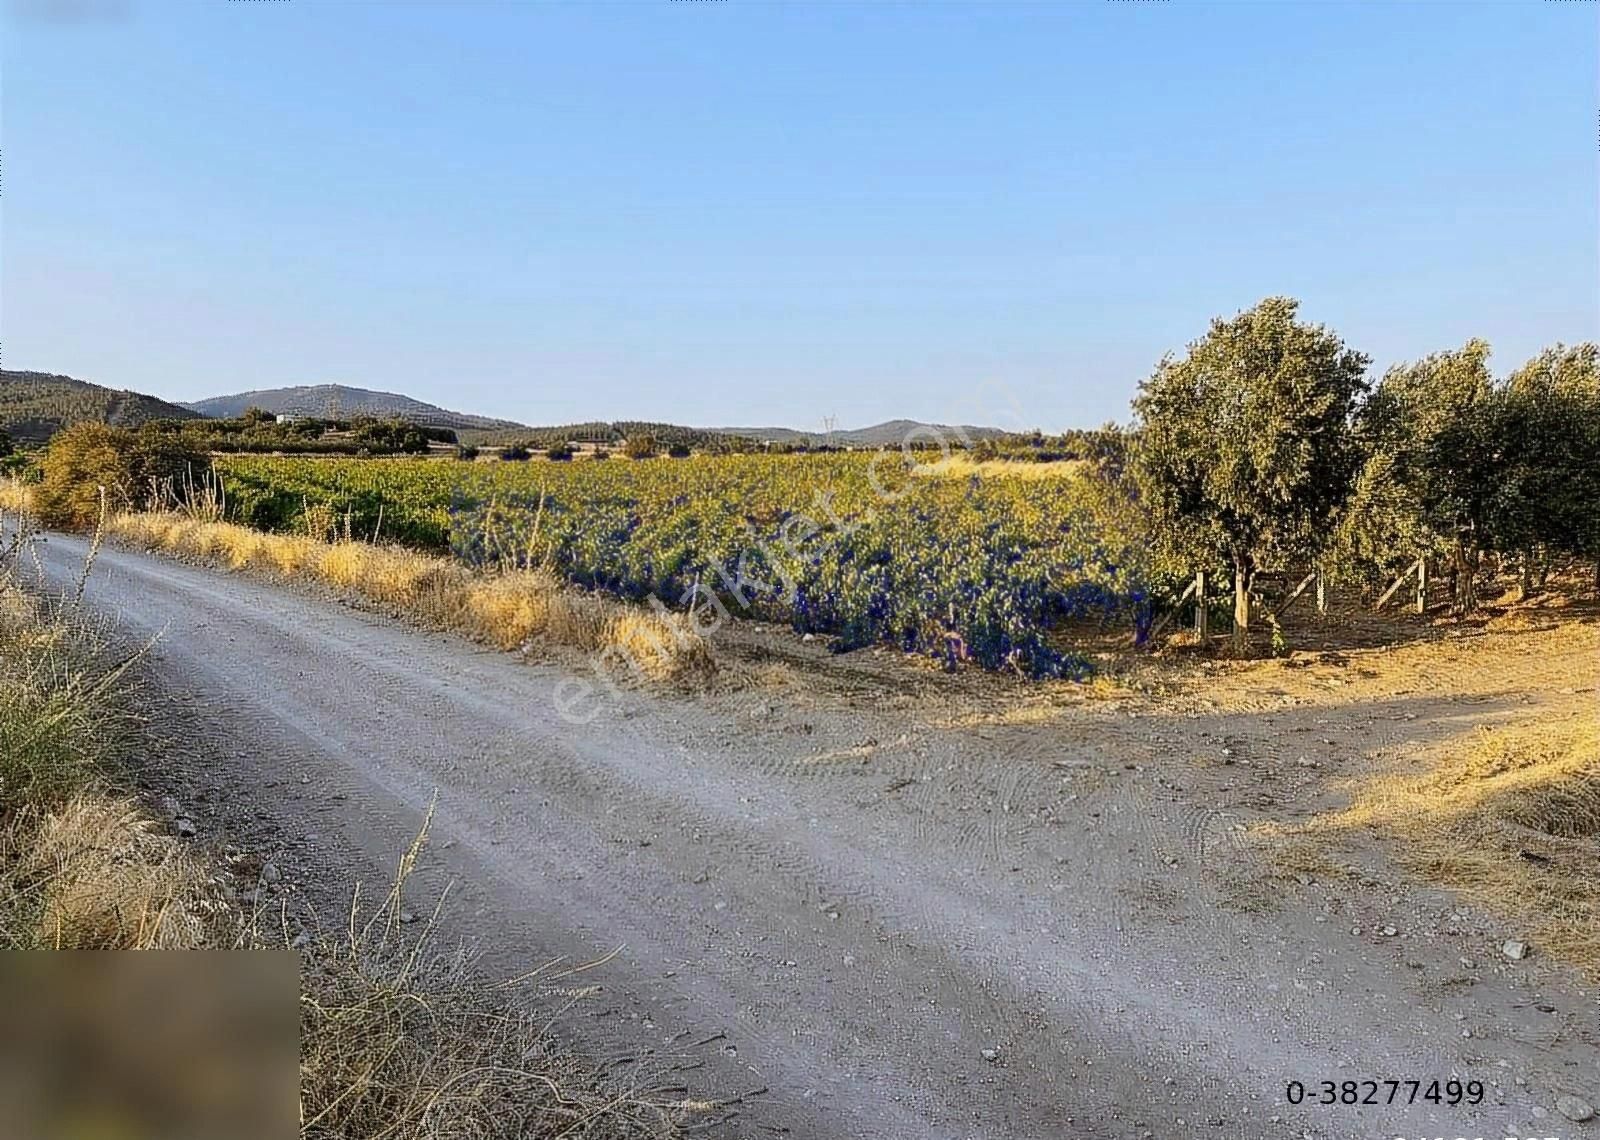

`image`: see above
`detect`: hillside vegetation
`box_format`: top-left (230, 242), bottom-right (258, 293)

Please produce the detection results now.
top-left (185, 384), bottom-right (529, 436)
top-left (0, 370), bottom-right (200, 442)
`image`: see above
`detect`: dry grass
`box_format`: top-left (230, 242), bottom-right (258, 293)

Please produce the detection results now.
top-left (109, 511), bottom-right (713, 683)
top-left (0, 574), bottom-right (223, 950)
top-left (1289, 714), bottom-right (1599, 976)
top-left (6, 793), bottom-right (225, 949)
top-left (0, 477), bottom-right (32, 514)
top-left (911, 454), bottom-right (1087, 481)
top-left (0, 587), bottom-right (133, 816)
top-left (297, 822), bottom-right (687, 1140)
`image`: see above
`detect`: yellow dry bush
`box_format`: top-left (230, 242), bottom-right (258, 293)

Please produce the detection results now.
top-left (0, 478), bottom-right (32, 514)
top-left (459, 572), bottom-right (560, 648)
top-left (1289, 715), bottom-right (1599, 976)
top-left (609, 607), bottom-right (715, 682)
top-left (258, 533), bottom-right (316, 576)
top-left (21, 793), bottom-right (220, 950)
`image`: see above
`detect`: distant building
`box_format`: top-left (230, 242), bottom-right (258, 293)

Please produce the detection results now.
top-left (276, 414), bottom-right (302, 425)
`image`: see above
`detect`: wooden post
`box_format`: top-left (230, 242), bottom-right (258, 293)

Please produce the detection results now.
top-left (1273, 570), bottom-right (1318, 619)
top-left (1147, 575), bottom-right (1199, 641)
top-left (1194, 570), bottom-right (1208, 641)
top-left (1415, 558), bottom-right (1429, 614)
top-left (1233, 566), bottom-right (1249, 650)
top-left (1375, 560), bottom-right (1417, 611)
top-left (1315, 567), bottom-right (1327, 617)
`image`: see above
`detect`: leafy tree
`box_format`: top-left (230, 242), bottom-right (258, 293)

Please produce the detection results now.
top-left (1341, 341), bottom-right (1521, 612)
top-left (0, 429), bottom-right (12, 457)
top-left (1132, 297), bottom-right (1369, 647)
top-left (33, 423), bottom-right (203, 528)
top-left (546, 444), bottom-right (574, 461)
top-left (1501, 344), bottom-right (1600, 593)
top-left (623, 434), bottom-right (658, 460)
top-left (1339, 341), bottom-right (1600, 609)
top-left (498, 444), bottom-right (531, 462)
top-left (351, 418), bottom-right (429, 454)
top-left (454, 444), bottom-right (480, 461)
top-left (666, 442), bottom-right (692, 459)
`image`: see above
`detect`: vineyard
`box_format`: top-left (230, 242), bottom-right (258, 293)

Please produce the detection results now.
top-left (214, 453), bottom-right (1153, 676)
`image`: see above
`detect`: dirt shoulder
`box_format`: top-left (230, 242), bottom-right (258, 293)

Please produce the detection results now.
top-left (38, 530), bottom-right (1600, 1139)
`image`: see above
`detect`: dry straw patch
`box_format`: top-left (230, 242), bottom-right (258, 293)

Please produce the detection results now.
top-left (1289, 714), bottom-right (1599, 976)
top-left (0, 478), bottom-right (32, 515)
top-left (0, 580), bottom-right (223, 951)
top-left (912, 454), bottom-right (1087, 482)
top-left (108, 512), bottom-right (713, 682)
top-left (10, 793), bottom-right (224, 949)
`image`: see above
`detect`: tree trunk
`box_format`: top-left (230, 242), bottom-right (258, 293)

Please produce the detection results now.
top-left (1518, 553), bottom-right (1532, 602)
top-left (1453, 537), bottom-right (1479, 615)
top-left (1232, 558), bottom-right (1250, 652)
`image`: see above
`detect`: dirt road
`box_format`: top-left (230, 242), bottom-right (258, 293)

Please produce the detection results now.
top-left (35, 532), bottom-right (1599, 1139)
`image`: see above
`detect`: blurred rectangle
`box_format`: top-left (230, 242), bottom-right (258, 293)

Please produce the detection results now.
top-left (0, 950), bottom-right (298, 1140)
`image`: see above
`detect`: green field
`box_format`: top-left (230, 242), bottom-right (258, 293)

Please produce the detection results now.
top-left (216, 453), bottom-right (1151, 676)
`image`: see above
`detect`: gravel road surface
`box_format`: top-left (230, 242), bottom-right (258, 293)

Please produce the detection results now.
top-left (33, 531), bottom-right (1598, 1140)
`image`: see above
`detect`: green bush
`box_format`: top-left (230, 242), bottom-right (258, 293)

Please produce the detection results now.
top-left (33, 424), bottom-right (204, 529)
top-left (0, 453), bottom-right (39, 481)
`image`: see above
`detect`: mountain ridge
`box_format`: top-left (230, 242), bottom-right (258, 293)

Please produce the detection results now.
top-left (706, 419), bottom-right (1012, 447)
top-left (0, 369), bottom-right (202, 442)
top-left (182, 384), bottom-right (531, 434)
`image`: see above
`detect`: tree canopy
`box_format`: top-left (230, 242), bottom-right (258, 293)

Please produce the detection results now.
top-left (1132, 297), bottom-right (1369, 642)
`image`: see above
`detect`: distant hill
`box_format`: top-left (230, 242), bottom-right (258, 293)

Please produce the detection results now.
top-left (709, 420), bottom-right (1010, 447)
top-left (160, 380), bottom-right (1014, 453)
top-left (0, 370), bottom-right (201, 443)
top-left (184, 384), bottom-right (530, 437)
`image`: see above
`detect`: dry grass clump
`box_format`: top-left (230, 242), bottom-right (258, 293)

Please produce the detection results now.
top-left (6, 793), bottom-right (224, 950)
top-left (108, 512), bottom-right (712, 682)
top-left (298, 830), bottom-right (685, 1140)
top-left (1293, 715), bottom-right (1599, 976)
top-left (0, 578), bottom-right (222, 950)
top-left (0, 477), bottom-right (32, 515)
top-left (0, 588), bottom-right (132, 814)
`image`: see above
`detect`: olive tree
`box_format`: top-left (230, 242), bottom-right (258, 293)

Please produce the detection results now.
top-left (1133, 297), bottom-right (1369, 647)
top-left (1348, 341), bottom-right (1499, 611)
top-left (1504, 344), bottom-right (1600, 594)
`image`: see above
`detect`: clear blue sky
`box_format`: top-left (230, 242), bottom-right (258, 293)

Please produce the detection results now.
top-left (3, 1), bottom-right (1595, 432)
